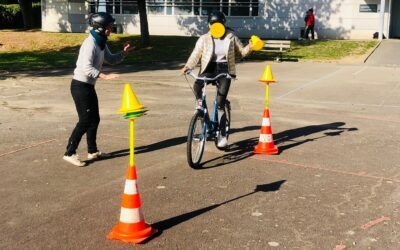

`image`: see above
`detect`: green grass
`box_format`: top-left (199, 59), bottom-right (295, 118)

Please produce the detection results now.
top-left (249, 39), bottom-right (378, 61)
top-left (0, 31), bottom-right (378, 72)
top-left (289, 40), bottom-right (378, 60)
top-left (0, 33), bottom-right (198, 71)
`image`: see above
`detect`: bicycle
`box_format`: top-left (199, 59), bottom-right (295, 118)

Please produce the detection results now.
top-left (184, 70), bottom-right (233, 169)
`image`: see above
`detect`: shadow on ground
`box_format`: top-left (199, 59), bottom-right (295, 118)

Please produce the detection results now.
top-left (199, 122), bottom-right (357, 169)
top-left (274, 122), bottom-right (358, 152)
top-left (152, 180), bottom-right (286, 234)
top-left (102, 122), bottom-right (357, 168)
top-left (105, 125), bottom-right (260, 158)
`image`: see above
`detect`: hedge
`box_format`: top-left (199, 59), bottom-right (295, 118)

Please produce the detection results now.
top-left (0, 3), bottom-right (41, 29)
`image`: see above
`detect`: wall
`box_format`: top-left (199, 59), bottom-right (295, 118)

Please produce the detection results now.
top-left (42, 0), bottom-right (391, 39)
top-left (42, 0), bottom-right (88, 32)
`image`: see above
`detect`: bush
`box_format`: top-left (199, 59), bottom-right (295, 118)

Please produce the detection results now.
top-left (0, 0), bottom-right (18, 4)
top-left (0, 3), bottom-right (41, 29)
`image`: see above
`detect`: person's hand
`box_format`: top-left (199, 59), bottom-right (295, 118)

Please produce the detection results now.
top-left (249, 40), bottom-right (253, 50)
top-left (122, 42), bottom-right (131, 55)
top-left (99, 73), bottom-right (120, 80)
top-left (181, 66), bottom-right (190, 75)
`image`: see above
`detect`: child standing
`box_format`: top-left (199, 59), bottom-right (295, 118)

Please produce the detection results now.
top-left (63, 12), bottom-right (130, 166)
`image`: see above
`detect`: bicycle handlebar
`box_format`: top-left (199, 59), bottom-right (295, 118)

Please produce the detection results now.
top-left (185, 70), bottom-right (234, 82)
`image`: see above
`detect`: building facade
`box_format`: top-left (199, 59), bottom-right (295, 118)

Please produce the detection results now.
top-left (41, 0), bottom-right (400, 39)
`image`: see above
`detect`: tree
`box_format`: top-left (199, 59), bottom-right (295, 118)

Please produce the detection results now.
top-left (18, 0), bottom-right (33, 29)
top-left (138, 0), bottom-right (150, 46)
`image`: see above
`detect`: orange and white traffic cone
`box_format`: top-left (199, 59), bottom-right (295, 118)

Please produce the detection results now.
top-left (254, 108), bottom-right (279, 155)
top-left (107, 166), bottom-right (156, 243)
top-left (254, 65), bottom-right (278, 155)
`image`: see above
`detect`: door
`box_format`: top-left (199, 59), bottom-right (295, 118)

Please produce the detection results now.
top-left (390, 0), bottom-right (400, 38)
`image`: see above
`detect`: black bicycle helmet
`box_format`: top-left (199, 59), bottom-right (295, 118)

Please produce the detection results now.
top-left (89, 12), bottom-right (115, 33)
top-left (208, 10), bottom-right (226, 25)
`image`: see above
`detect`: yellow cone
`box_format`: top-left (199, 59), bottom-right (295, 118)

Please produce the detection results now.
top-left (258, 65), bottom-right (276, 83)
top-left (210, 22), bottom-right (226, 38)
top-left (118, 83), bottom-right (145, 114)
top-left (250, 35), bottom-right (265, 51)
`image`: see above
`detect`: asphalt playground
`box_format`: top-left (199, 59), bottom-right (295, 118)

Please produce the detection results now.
top-left (1, 58), bottom-right (400, 249)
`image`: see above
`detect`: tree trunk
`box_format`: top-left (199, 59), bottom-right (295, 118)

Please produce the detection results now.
top-left (18, 0), bottom-right (33, 29)
top-left (138, 0), bottom-right (150, 46)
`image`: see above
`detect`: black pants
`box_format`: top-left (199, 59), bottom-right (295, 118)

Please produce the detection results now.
top-left (305, 25), bottom-right (314, 39)
top-left (65, 80), bottom-right (100, 156)
top-left (193, 62), bottom-right (231, 136)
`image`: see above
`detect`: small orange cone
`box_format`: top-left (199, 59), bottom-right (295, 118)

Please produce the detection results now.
top-left (107, 166), bottom-right (156, 243)
top-left (254, 108), bottom-right (279, 155)
top-left (258, 65), bottom-right (276, 83)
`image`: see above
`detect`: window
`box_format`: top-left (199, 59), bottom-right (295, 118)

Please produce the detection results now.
top-left (87, 0), bottom-right (258, 16)
top-left (148, 0), bottom-right (165, 14)
top-left (174, 0), bottom-right (193, 15)
top-left (87, 0), bottom-right (138, 15)
top-left (202, 0), bottom-right (221, 16)
top-left (122, 1), bottom-right (138, 14)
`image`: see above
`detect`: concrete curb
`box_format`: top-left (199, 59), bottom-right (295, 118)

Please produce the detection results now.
top-left (363, 40), bottom-right (382, 64)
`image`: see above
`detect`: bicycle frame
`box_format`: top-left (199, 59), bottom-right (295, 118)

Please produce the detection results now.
top-left (199, 82), bottom-right (220, 140)
top-left (185, 70), bottom-right (233, 168)
top-left (185, 70), bottom-right (233, 141)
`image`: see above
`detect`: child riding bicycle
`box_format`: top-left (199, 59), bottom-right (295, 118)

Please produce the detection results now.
top-left (181, 10), bottom-right (253, 148)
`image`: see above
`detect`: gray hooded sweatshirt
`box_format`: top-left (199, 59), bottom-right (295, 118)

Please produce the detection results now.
top-left (73, 33), bottom-right (125, 85)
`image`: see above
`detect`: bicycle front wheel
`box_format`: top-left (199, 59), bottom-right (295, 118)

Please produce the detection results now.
top-left (187, 111), bottom-right (206, 169)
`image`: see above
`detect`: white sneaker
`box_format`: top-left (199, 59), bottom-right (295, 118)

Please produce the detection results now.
top-left (217, 134), bottom-right (228, 148)
top-left (87, 151), bottom-right (110, 160)
top-left (63, 154), bottom-right (86, 167)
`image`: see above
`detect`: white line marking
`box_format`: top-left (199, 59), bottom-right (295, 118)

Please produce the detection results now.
top-left (277, 68), bottom-right (343, 100)
top-left (352, 66), bottom-right (367, 76)
top-left (280, 99), bottom-right (400, 109)
top-left (0, 139), bottom-right (56, 157)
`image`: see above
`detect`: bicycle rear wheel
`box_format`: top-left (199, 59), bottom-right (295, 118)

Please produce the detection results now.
top-left (187, 111), bottom-right (206, 169)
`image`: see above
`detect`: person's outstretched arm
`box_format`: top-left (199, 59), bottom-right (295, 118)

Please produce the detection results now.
top-left (233, 35), bottom-right (252, 58)
top-left (104, 42), bottom-right (130, 65)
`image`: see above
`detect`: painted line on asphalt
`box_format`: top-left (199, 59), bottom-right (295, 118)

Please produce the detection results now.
top-left (0, 139), bottom-right (56, 158)
top-left (352, 66), bottom-right (367, 76)
top-left (360, 216), bottom-right (390, 229)
top-left (251, 156), bottom-right (400, 183)
top-left (278, 109), bottom-right (400, 123)
top-left (276, 68), bottom-right (343, 100)
top-left (279, 99), bottom-right (400, 109)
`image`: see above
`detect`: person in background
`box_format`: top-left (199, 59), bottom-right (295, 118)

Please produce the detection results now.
top-left (63, 12), bottom-right (130, 167)
top-left (304, 8), bottom-right (315, 40)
